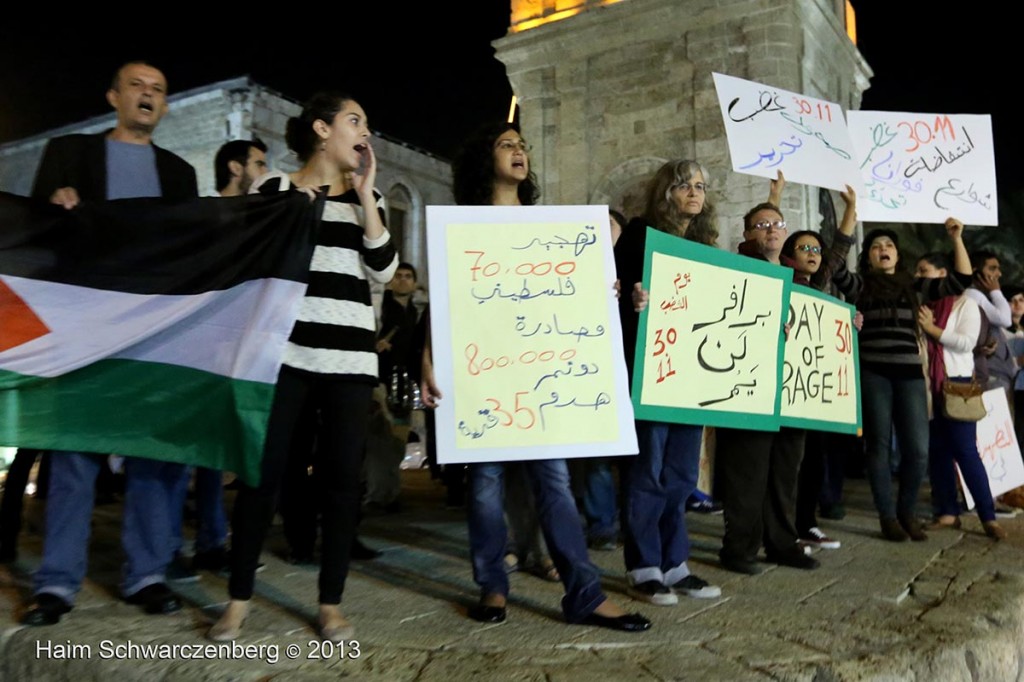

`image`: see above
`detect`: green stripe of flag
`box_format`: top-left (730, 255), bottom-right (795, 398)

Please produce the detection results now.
top-left (0, 359), bottom-right (274, 485)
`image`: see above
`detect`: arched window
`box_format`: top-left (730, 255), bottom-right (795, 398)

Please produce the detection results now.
top-left (387, 184), bottom-right (413, 260)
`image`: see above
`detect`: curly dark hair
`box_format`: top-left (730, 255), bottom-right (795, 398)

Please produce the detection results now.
top-left (452, 121), bottom-right (539, 206)
top-left (641, 159), bottom-right (718, 246)
top-left (858, 228), bottom-right (918, 319)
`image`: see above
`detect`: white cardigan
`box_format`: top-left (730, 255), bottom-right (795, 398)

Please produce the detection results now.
top-left (938, 295), bottom-right (981, 379)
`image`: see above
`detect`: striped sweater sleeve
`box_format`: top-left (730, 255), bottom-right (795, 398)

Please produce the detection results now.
top-left (361, 191), bottom-right (398, 281)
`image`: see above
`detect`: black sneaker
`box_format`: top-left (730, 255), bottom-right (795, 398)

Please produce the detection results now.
top-left (192, 548), bottom-right (227, 573)
top-left (670, 574), bottom-right (722, 599)
top-left (626, 580), bottom-right (678, 606)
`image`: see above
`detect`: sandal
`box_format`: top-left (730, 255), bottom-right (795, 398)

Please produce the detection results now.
top-left (528, 559), bottom-right (560, 583)
top-left (925, 516), bottom-right (961, 531)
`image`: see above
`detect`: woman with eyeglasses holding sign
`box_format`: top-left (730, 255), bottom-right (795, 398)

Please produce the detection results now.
top-left (614, 160), bottom-right (723, 602)
top-left (778, 186), bottom-right (859, 553)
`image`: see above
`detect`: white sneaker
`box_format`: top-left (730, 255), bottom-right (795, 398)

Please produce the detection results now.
top-left (799, 527), bottom-right (840, 550)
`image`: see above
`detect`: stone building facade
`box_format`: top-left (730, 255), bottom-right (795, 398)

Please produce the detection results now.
top-left (0, 77), bottom-right (452, 283)
top-left (495, 0), bottom-right (871, 250)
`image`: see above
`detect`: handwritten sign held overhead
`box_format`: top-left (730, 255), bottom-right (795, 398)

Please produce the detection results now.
top-left (712, 72), bottom-right (863, 192)
top-left (960, 389), bottom-right (1024, 509)
top-left (426, 205), bottom-right (638, 465)
top-left (632, 229), bottom-right (791, 431)
top-left (848, 111), bottom-right (997, 225)
top-left (779, 288), bottom-right (861, 434)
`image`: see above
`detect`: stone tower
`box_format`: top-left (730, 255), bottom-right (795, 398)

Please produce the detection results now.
top-left (495, 0), bottom-right (871, 250)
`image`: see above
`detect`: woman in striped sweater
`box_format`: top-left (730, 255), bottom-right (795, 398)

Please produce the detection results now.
top-left (209, 91), bottom-right (397, 642)
top-left (829, 217), bottom-right (971, 542)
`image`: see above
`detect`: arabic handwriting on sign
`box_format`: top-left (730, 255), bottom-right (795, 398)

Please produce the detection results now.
top-left (778, 112), bottom-right (852, 159)
top-left (692, 279), bottom-right (748, 332)
top-left (660, 297), bottom-right (688, 313)
top-left (933, 178), bottom-right (993, 211)
top-left (727, 310), bottom-right (772, 329)
top-left (697, 332), bottom-right (748, 373)
top-left (512, 225), bottom-right (597, 257)
top-left (471, 277), bottom-right (576, 304)
top-left (871, 150), bottom-right (899, 181)
top-left (514, 314), bottom-right (605, 341)
top-left (457, 409), bottom-right (500, 440)
top-left (727, 90), bottom-right (786, 123)
top-left (859, 122), bottom-right (899, 170)
top-left (739, 136), bottom-right (803, 170)
top-left (904, 128), bottom-right (976, 178)
top-left (864, 179), bottom-right (908, 210)
top-left (533, 361), bottom-right (601, 391)
top-left (538, 391), bottom-right (612, 430)
top-left (698, 380), bottom-right (758, 407)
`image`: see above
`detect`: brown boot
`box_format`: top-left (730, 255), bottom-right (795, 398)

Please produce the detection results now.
top-left (983, 520), bottom-right (1007, 541)
top-left (898, 515), bottom-right (928, 542)
top-left (880, 518), bottom-right (908, 542)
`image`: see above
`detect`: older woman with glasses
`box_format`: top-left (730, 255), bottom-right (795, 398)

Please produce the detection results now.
top-left (614, 159), bottom-right (722, 604)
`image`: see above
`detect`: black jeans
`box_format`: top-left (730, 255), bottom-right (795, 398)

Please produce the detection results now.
top-left (716, 427), bottom-right (805, 562)
top-left (229, 367), bottom-right (372, 604)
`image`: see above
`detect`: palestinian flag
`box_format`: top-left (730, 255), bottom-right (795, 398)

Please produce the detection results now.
top-left (0, 190), bottom-right (320, 485)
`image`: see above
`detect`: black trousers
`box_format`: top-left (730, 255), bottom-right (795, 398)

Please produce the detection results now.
top-left (229, 367), bottom-right (372, 604)
top-left (716, 427), bottom-right (805, 563)
top-left (280, 401), bottom-right (320, 558)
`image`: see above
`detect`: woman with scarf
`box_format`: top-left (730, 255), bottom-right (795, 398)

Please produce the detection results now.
top-left (915, 251), bottom-right (1005, 539)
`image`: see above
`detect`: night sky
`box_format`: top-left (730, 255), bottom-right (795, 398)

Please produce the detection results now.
top-left (0, 5), bottom-right (1015, 189)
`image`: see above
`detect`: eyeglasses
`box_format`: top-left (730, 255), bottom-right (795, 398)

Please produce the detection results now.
top-left (495, 140), bottom-right (531, 152)
top-left (751, 220), bottom-right (787, 231)
top-left (675, 182), bottom-right (707, 193)
top-left (796, 244), bottom-right (822, 254)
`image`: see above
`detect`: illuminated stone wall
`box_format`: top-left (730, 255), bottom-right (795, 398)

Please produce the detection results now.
top-left (497, 0), bottom-right (871, 250)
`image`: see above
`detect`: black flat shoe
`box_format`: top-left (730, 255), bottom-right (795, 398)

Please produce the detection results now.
top-left (21, 593), bottom-right (72, 626)
top-left (579, 612), bottom-right (652, 632)
top-left (467, 603), bottom-right (506, 623)
top-left (125, 583), bottom-right (182, 615)
top-left (351, 539), bottom-right (382, 561)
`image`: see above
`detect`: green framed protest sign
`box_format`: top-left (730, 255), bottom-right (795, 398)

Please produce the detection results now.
top-left (631, 228), bottom-right (792, 431)
top-left (779, 286), bottom-right (862, 435)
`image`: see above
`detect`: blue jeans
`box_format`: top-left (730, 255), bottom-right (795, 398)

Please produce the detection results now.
top-left (468, 459), bottom-right (605, 622)
top-left (929, 382), bottom-right (996, 522)
top-left (575, 458), bottom-right (618, 541)
top-left (861, 368), bottom-right (929, 520)
top-left (624, 421), bottom-right (702, 585)
top-left (35, 452), bottom-right (186, 601)
top-left (169, 467), bottom-right (228, 556)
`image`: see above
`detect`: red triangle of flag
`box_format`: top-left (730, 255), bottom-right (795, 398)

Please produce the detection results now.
top-left (0, 278), bottom-right (50, 352)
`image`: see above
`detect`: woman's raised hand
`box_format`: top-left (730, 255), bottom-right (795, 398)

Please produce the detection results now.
top-left (350, 141), bottom-right (378, 197)
top-left (768, 170), bottom-right (785, 206)
top-left (945, 216), bottom-right (964, 241)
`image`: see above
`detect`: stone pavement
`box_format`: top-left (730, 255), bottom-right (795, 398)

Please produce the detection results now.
top-left (2, 469), bottom-right (1024, 681)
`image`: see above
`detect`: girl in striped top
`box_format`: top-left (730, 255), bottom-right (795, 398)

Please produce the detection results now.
top-left (828, 217), bottom-right (971, 543)
top-left (210, 92), bottom-right (397, 644)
